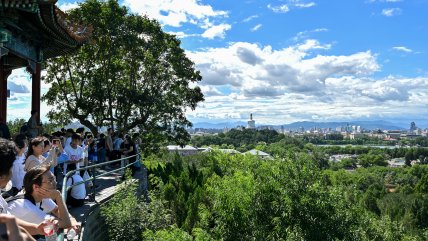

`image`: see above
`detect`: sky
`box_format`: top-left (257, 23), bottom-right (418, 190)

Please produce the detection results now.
top-left (7, 0), bottom-right (428, 127)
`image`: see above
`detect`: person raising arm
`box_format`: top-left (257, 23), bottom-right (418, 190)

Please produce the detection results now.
top-left (8, 166), bottom-right (73, 229)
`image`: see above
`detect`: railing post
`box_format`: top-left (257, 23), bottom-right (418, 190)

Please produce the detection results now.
top-left (91, 165), bottom-right (96, 202)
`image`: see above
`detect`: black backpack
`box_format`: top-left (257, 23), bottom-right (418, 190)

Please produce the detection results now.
top-left (19, 123), bottom-right (29, 135)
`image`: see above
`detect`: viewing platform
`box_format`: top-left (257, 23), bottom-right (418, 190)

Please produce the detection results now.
top-left (61, 162), bottom-right (147, 241)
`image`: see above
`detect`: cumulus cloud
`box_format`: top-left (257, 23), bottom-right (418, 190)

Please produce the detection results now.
top-left (124, 0), bottom-right (227, 27)
top-left (7, 82), bottom-right (30, 94)
top-left (382, 8), bottom-right (402, 17)
top-left (392, 46), bottom-right (412, 53)
top-left (188, 39), bottom-right (379, 98)
top-left (6, 69), bottom-right (51, 122)
top-left (187, 75), bottom-right (428, 124)
top-left (58, 2), bottom-right (79, 12)
top-left (7, 74), bottom-right (31, 94)
top-left (250, 24), bottom-right (262, 32)
top-left (124, 0), bottom-right (231, 39)
top-left (236, 47), bottom-right (263, 65)
top-left (201, 23), bottom-right (231, 39)
top-left (199, 86), bottom-right (223, 96)
top-left (361, 86), bottom-right (407, 101)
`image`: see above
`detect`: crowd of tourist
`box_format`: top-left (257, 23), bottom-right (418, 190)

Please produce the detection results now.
top-left (0, 120), bottom-right (142, 240)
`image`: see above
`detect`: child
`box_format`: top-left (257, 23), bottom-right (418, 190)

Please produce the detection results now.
top-left (66, 164), bottom-right (86, 207)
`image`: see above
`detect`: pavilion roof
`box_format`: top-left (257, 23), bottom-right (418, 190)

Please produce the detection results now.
top-left (0, 0), bottom-right (92, 63)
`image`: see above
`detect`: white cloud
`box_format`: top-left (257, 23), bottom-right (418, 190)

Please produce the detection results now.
top-left (124, 0), bottom-right (227, 27)
top-left (250, 24), bottom-right (262, 32)
top-left (392, 46), bottom-right (412, 53)
top-left (199, 86), bottom-right (223, 96)
top-left (201, 24), bottom-right (231, 39)
top-left (58, 2), bottom-right (79, 12)
top-left (188, 39), bottom-right (379, 96)
top-left (293, 28), bottom-right (328, 41)
top-left (187, 75), bottom-right (428, 125)
top-left (382, 8), bottom-right (402, 17)
top-left (267, 4), bottom-right (290, 13)
top-left (242, 15), bottom-right (258, 22)
top-left (267, 1), bottom-right (316, 14)
top-left (6, 69), bottom-right (52, 122)
top-left (294, 2), bottom-right (316, 8)
top-left (166, 31), bottom-right (198, 39)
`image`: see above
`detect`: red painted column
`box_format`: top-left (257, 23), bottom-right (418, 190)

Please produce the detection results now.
top-left (31, 63), bottom-right (41, 124)
top-left (0, 59), bottom-right (6, 124)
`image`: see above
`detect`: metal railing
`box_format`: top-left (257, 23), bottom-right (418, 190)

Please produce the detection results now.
top-left (59, 153), bottom-right (141, 241)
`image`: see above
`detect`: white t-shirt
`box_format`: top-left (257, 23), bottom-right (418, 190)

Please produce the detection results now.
top-left (64, 145), bottom-right (83, 173)
top-left (67, 174), bottom-right (86, 199)
top-left (8, 198), bottom-right (56, 224)
top-left (64, 137), bottom-right (72, 149)
top-left (80, 144), bottom-right (88, 167)
top-left (11, 154), bottom-right (26, 189)
top-left (0, 196), bottom-right (9, 214)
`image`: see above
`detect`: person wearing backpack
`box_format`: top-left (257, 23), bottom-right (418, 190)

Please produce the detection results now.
top-left (65, 164), bottom-right (86, 207)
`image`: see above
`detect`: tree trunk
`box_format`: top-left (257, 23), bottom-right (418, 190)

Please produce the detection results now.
top-left (78, 117), bottom-right (98, 136)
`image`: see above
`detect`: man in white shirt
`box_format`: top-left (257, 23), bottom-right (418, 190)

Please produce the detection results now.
top-left (64, 134), bottom-right (84, 175)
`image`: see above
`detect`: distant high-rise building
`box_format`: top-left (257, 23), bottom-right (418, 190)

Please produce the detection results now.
top-left (247, 113), bottom-right (256, 129)
top-left (410, 122), bottom-right (417, 132)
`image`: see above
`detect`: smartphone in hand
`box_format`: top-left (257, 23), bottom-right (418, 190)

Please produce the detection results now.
top-left (52, 139), bottom-right (60, 146)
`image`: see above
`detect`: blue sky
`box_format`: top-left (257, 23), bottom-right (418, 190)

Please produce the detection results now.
top-left (7, 0), bottom-right (428, 127)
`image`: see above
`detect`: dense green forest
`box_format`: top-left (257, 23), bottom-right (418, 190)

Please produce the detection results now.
top-left (191, 129), bottom-right (428, 169)
top-left (102, 148), bottom-right (428, 240)
top-left (190, 128), bottom-right (428, 150)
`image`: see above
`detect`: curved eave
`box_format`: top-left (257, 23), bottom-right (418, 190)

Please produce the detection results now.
top-left (38, 4), bottom-right (92, 45)
top-left (1, 0), bottom-right (92, 60)
top-left (54, 7), bottom-right (92, 43)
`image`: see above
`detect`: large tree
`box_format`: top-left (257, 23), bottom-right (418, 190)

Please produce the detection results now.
top-left (43, 0), bottom-right (204, 144)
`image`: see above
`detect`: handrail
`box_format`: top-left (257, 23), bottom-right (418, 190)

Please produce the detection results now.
top-left (61, 153), bottom-right (140, 201)
top-left (59, 153), bottom-right (140, 241)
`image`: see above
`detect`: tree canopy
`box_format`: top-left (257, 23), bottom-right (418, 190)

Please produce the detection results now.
top-left (43, 0), bottom-right (203, 143)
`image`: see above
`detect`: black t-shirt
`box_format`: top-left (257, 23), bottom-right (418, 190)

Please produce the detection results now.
top-left (88, 142), bottom-right (96, 155)
top-left (122, 141), bottom-right (136, 161)
top-left (97, 138), bottom-right (106, 150)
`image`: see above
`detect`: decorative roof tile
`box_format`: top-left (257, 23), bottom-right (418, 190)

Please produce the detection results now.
top-left (1, 0), bottom-right (92, 61)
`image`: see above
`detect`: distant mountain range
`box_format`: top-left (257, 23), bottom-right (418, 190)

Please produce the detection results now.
top-left (192, 120), bottom-right (412, 131)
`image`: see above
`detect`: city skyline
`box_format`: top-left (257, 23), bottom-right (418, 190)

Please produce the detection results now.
top-left (5, 0), bottom-right (428, 126)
